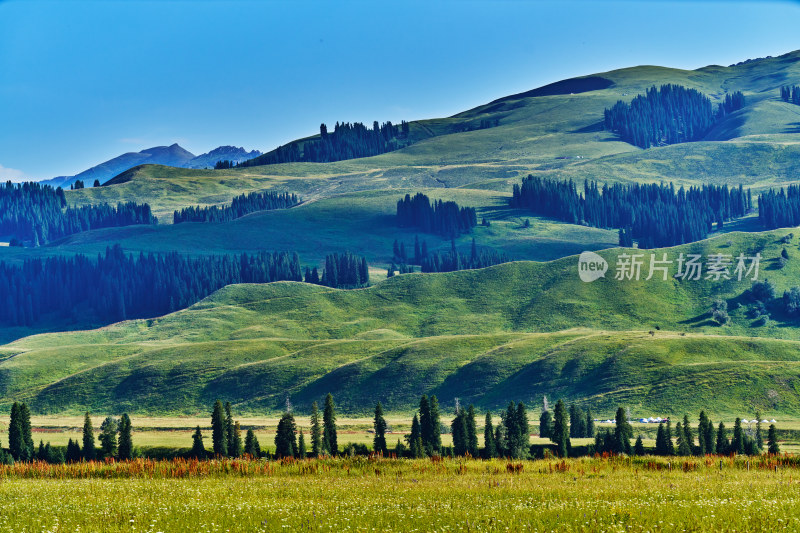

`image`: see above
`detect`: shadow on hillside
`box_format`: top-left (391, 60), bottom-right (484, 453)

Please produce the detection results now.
top-left (569, 121), bottom-right (604, 134)
top-left (783, 122), bottom-right (800, 134)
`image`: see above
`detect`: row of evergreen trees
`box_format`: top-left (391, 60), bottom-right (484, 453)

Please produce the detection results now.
top-left (0, 181), bottom-right (156, 245)
top-left (649, 412), bottom-right (779, 457)
top-left (397, 193), bottom-right (478, 238)
top-left (239, 120), bottom-right (411, 166)
top-left (172, 191), bottom-right (300, 224)
top-left (758, 186), bottom-right (800, 229)
top-left (387, 236), bottom-right (510, 276)
top-left (2, 405), bottom-right (134, 464)
top-left (510, 175), bottom-right (751, 248)
top-left (604, 85), bottom-right (744, 148)
top-left (0, 245), bottom-right (304, 327)
top-left (0, 246), bottom-right (371, 327)
top-left (781, 85), bottom-right (800, 105)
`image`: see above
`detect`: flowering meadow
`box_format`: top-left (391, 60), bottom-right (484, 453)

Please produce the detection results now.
top-left (0, 455), bottom-right (798, 532)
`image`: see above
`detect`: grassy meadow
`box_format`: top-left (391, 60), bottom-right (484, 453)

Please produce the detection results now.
top-left (0, 456), bottom-right (799, 531)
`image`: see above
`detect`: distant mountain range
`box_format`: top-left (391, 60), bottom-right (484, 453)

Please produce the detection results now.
top-left (41, 144), bottom-right (261, 189)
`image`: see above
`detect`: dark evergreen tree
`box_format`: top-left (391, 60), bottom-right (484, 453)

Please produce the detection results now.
top-left (297, 429), bottom-right (306, 459)
top-left (732, 418), bottom-right (745, 455)
top-left (767, 424), bottom-right (780, 454)
top-left (224, 402), bottom-right (235, 457)
top-left (244, 429), bottom-right (261, 458)
top-left (451, 408), bottom-right (468, 457)
top-left (118, 414), bottom-right (133, 460)
top-left (755, 410), bottom-right (764, 450)
top-left (716, 422), bottom-right (729, 455)
top-left (551, 399), bottom-right (570, 458)
top-left (585, 410), bottom-right (595, 439)
top-left (310, 401), bottom-right (322, 457)
top-left (373, 402), bottom-right (388, 455)
top-left (466, 405), bottom-right (478, 457)
top-left (655, 422), bottom-right (666, 456)
top-left (613, 407), bottom-right (633, 455)
top-left (82, 412), bottom-right (96, 461)
top-left (483, 411), bottom-right (496, 459)
top-left (274, 412), bottom-right (298, 458)
top-left (98, 417), bottom-right (118, 459)
top-left (406, 414), bottom-right (424, 458)
top-left (539, 409), bottom-right (553, 439)
top-left (230, 421), bottom-right (243, 458)
top-left (322, 393), bottom-right (338, 456)
top-left (211, 400), bottom-right (228, 457)
top-left (664, 419), bottom-right (675, 456)
top-left (682, 414), bottom-right (693, 454)
top-left (634, 435), bottom-right (645, 456)
top-left (66, 439), bottom-right (82, 463)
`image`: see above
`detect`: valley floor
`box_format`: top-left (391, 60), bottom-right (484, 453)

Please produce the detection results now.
top-left (0, 456), bottom-right (797, 531)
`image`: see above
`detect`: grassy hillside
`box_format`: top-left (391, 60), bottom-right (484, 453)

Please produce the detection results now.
top-left (4, 229), bottom-right (800, 416)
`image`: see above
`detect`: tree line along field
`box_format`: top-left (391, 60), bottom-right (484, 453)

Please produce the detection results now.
top-left (0, 456), bottom-right (799, 531)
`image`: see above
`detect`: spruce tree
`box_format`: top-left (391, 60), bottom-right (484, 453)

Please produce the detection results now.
top-left (664, 419), bottom-right (675, 456)
top-left (373, 402), bottom-right (388, 455)
top-left (82, 412), bottom-right (96, 461)
top-left (19, 403), bottom-right (33, 461)
top-left (99, 416), bottom-right (118, 459)
top-left (613, 407), bottom-right (632, 455)
top-left (275, 412), bottom-right (297, 458)
top-left (230, 421), bottom-right (243, 458)
top-left (483, 411), bottom-right (496, 459)
top-left (634, 435), bottom-right (645, 456)
top-left (716, 422), bottom-right (729, 454)
top-left (767, 424), bottom-right (780, 454)
top-left (732, 418), bottom-right (744, 455)
top-left (755, 410), bottom-right (764, 450)
top-left (322, 393), bottom-right (338, 456)
top-left (551, 399), bottom-right (569, 457)
top-left (8, 403), bottom-right (23, 461)
top-left (66, 439), bottom-right (82, 463)
top-left (211, 399), bottom-right (228, 457)
top-left (539, 410), bottom-right (553, 439)
top-left (118, 414), bottom-right (133, 460)
top-left (225, 402), bottom-right (235, 457)
top-left (244, 429), bottom-right (261, 458)
top-left (451, 409), bottom-right (467, 456)
top-left (697, 411), bottom-right (709, 455)
top-left (704, 416), bottom-right (715, 455)
top-left (466, 405), bottom-right (478, 457)
top-left (407, 414), bottom-right (423, 458)
top-left (655, 422), bottom-right (666, 455)
top-left (428, 396), bottom-right (442, 455)
top-left (310, 401), bottom-right (322, 457)
top-left (585, 410), bottom-right (595, 438)
top-left (676, 422), bottom-right (691, 456)
top-left (190, 426), bottom-right (206, 459)
top-left (298, 429), bottom-right (307, 458)
top-left (682, 414), bottom-right (693, 455)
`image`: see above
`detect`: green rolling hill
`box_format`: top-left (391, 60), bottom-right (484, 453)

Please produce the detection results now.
top-left (3, 229), bottom-right (800, 416)
top-left (4, 52), bottom-right (800, 416)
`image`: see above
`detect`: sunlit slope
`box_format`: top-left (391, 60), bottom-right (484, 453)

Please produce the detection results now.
top-left (4, 229), bottom-right (800, 415)
top-left (65, 52), bottom-right (800, 218)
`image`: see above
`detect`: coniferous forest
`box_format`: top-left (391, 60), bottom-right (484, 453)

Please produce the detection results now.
top-left (0, 246), bottom-right (305, 326)
top-left (0, 182), bottom-right (156, 245)
top-left (238, 120), bottom-right (411, 166)
top-left (396, 193), bottom-right (478, 238)
top-left (604, 85), bottom-right (744, 148)
top-left (758, 185), bottom-right (800, 229)
top-left (318, 252), bottom-right (370, 289)
top-left (781, 85), bottom-right (800, 105)
top-left (511, 175), bottom-right (750, 248)
top-left (173, 191), bottom-right (300, 223)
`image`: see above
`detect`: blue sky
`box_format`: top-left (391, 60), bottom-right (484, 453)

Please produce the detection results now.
top-left (1, 0), bottom-right (799, 180)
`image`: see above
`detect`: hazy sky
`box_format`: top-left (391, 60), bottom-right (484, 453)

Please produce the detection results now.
top-left (1, 0), bottom-right (799, 180)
